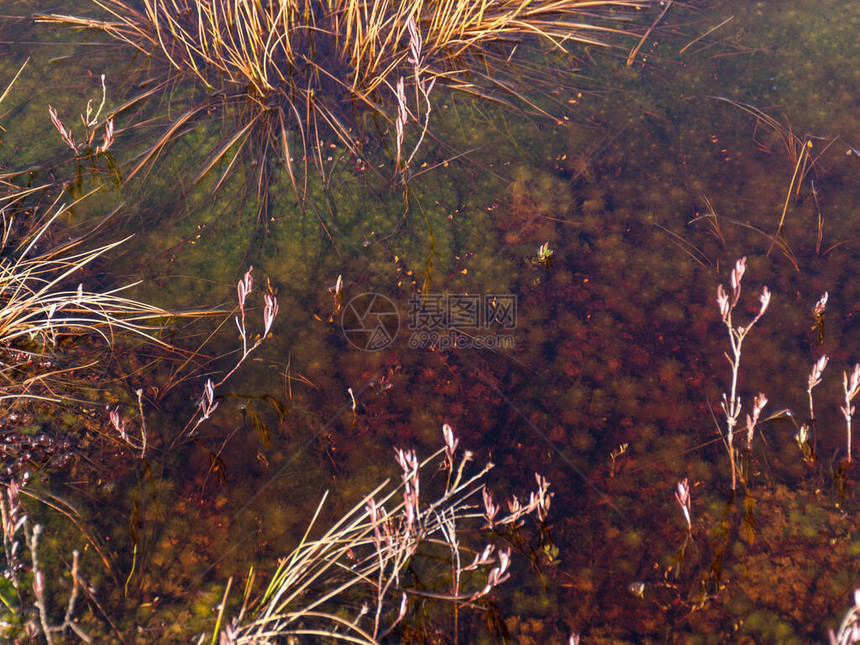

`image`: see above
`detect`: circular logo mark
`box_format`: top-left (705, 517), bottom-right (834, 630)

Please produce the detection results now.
top-left (341, 293), bottom-right (400, 351)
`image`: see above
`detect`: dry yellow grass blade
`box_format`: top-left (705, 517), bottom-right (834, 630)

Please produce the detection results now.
top-left (39, 0), bottom-right (648, 199)
top-left (42, 0), bottom-right (645, 114)
top-left (0, 185), bottom-right (219, 406)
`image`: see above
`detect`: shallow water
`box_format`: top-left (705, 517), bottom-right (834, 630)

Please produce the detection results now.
top-left (2, 0), bottom-right (860, 642)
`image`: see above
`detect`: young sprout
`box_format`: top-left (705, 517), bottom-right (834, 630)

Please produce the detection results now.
top-left (795, 423), bottom-right (809, 448)
top-left (808, 354), bottom-right (829, 420)
top-left (536, 242), bottom-right (554, 269)
top-left (47, 74), bottom-right (114, 156)
top-left (745, 392), bottom-right (768, 449)
top-left (184, 266), bottom-right (279, 440)
top-left (329, 274), bottom-right (344, 313)
top-left (795, 423), bottom-right (815, 466)
top-left (609, 442), bottom-right (628, 478)
top-left (841, 364), bottom-right (860, 462)
top-left (812, 291), bottom-right (828, 344)
top-left (199, 378), bottom-right (219, 420)
top-left (326, 274), bottom-right (344, 323)
top-left (675, 478), bottom-right (692, 532)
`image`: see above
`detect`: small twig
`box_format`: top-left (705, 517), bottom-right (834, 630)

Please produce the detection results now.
top-left (627, 0), bottom-right (675, 66)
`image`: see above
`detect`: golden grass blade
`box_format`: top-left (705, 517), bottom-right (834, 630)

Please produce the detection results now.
top-left (210, 577), bottom-right (232, 645)
top-left (44, 0), bottom-right (648, 207)
top-left (679, 15), bottom-right (733, 55)
top-left (769, 135), bottom-right (836, 253)
top-left (627, 0), bottom-right (673, 65)
top-left (16, 186), bottom-right (99, 254)
top-left (1, 189), bottom-right (187, 358)
top-left (705, 96), bottom-right (803, 159)
top-left (126, 105), bottom-right (206, 180)
top-left (0, 57), bottom-right (29, 105)
top-left (278, 106), bottom-right (306, 201)
top-left (696, 195), bottom-right (725, 246)
top-left (652, 223), bottom-right (712, 271)
top-left (193, 116), bottom-right (257, 185)
top-left (225, 441), bottom-right (519, 642)
top-left (715, 216), bottom-right (799, 272)
top-left (769, 138), bottom-right (809, 253)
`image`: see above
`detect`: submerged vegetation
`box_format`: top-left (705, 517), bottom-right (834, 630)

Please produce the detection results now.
top-left (1, 2), bottom-right (626, 641)
top-left (3, 0), bottom-right (860, 642)
top-left (0, 69), bottom-right (167, 643)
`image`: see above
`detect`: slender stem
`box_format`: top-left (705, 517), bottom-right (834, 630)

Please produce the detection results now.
top-left (29, 524), bottom-right (54, 645)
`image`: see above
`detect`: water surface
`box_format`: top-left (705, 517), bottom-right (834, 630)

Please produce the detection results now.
top-left (2, 0), bottom-right (860, 642)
